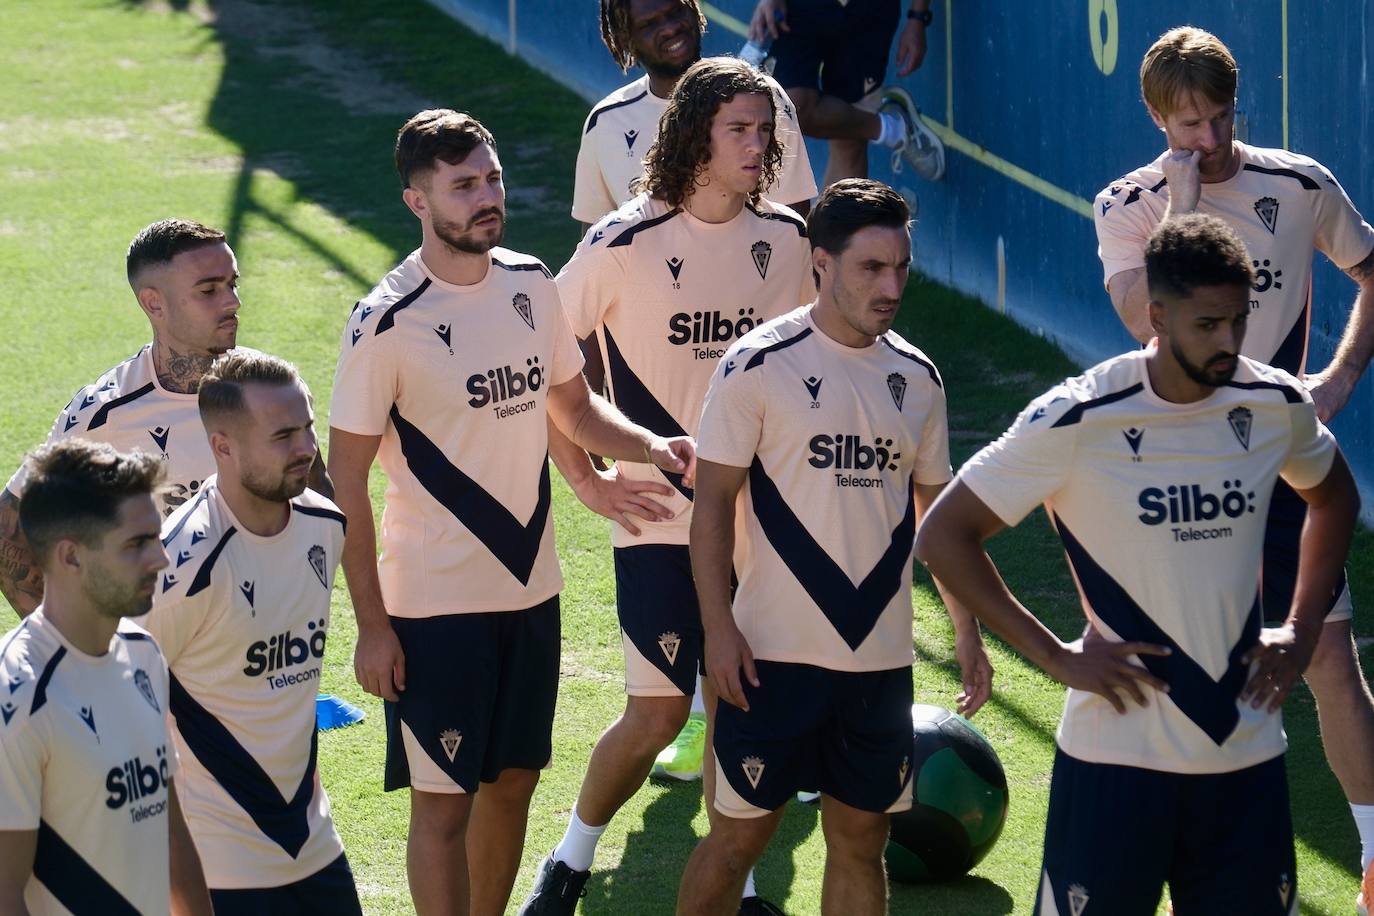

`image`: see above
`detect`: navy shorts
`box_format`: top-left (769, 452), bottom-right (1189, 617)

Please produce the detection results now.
top-left (713, 661), bottom-right (914, 818)
top-left (208, 853), bottom-right (362, 915)
top-left (1035, 750), bottom-right (1297, 916)
top-left (383, 597), bottom-right (560, 794)
top-left (614, 544), bottom-right (704, 697)
top-left (769, 0), bottom-right (903, 104)
top-left (1261, 477), bottom-right (1351, 624)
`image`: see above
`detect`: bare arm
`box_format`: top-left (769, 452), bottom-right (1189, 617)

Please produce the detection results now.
top-left (1242, 450), bottom-right (1360, 709)
top-left (915, 481), bottom-right (1170, 713)
top-left (1308, 249), bottom-right (1374, 421)
top-left (546, 375), bottom-right (695, 484)
top-left (690, 459), bottom-right (757, 710)
top-left (0, 490), bottom-right (41, 618)
top-left (547, 418), bottom-right (673, 536)
top-left (914, 481), bottom-right (992, 716)
top-left (167, 781), bottom-right (212, 916)
top-left (327, 428), bottom-right (405, 702)
top-left (306, 448), bottom-right (334, 501)
top-left (0, 829), bottom-right (35, 915)
top-left (1107, 267), bottom-right (1153, 346)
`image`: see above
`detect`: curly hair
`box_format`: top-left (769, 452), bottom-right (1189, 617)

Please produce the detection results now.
top-left (600, 0), bottom-right (706, 73)
top-left (638, 57), bottom-right (782, 208)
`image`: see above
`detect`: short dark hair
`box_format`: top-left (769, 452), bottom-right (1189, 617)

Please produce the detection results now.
top-left (198, 351), bottom-right (304, 428)
top-left (638, 57), bottom-right (781, 208)
top-left (395, 109), bottom-right (497, 189)
top-left (19, 439), bottom-right (164, 564)
top-left (126, 218), bottom-right (226, 291)
top-left (1145, 214), bottom-right (1254, 301)
top-left (599, 0), bottom-right (706, 73)
top-left (808, 177), bottom-right (910, 249)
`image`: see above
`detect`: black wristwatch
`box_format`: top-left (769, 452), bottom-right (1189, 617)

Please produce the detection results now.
top-left (907, 8), bottom-right (933, 25)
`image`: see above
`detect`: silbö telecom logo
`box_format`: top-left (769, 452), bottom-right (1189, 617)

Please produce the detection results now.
top-left (1137, 479), bottom-right (1256, 542)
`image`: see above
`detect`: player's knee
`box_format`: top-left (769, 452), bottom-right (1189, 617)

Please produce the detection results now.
top-left (821, 805), bottom-right (890, 860)
top-left (409, 791), bottom-right (473, 841)
top-left (484, 766), bottom-right (540, 805)
top-left (623, 696), bottom-right (689, 747)
top-left (704, 817), bottom-right (775, 868)
top-left (790, 91), bottom-right (819, 129)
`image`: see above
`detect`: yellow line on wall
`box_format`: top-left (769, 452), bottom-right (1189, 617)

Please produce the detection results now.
top-left (700, 2), bottom-right (749, 38)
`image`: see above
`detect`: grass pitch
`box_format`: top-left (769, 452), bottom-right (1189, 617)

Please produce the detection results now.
top-left (0, 1), bottom-right (1370, 913)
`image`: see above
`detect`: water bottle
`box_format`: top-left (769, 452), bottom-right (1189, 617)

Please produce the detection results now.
top-left (739, 38), bottom-right (770, 68)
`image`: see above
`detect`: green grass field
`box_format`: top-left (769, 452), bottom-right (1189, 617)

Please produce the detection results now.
top-left (1, 1), bottom-right (1371, 912)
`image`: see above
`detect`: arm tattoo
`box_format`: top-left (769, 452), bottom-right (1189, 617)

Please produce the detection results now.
top-left (0, 490), bottom-right (42, 617)
top-left (1344, 249), bottom-right (1374, 288)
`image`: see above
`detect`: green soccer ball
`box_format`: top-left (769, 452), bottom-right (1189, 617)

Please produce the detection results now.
top-left (885, 704), bottom-right (1009, 883)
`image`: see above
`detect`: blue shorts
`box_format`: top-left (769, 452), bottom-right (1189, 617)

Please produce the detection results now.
top-left (383, 597), bottom-right (560, 794)
top-left (713, 661), bottom-right (913, 818)
top-left (614, 545), bottom-right (704, 697)
top-left (208, 853), bottom-right (362, 915)
top-left (1035, 750), bottom-right (1296, 916)
top-left (768, 0), bottom-right (903, 104)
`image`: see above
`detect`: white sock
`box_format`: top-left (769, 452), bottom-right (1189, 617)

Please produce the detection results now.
top-left (742, 869), bottom-right (757, 899)
top-left (1352, 803), bottom-right (1374, 871)
top-left (552, 806), bottom-right (607, 873)
top-left (691, 677), bottom-right (706, 715)
top-left (876, 111), bottom-right (905, 148)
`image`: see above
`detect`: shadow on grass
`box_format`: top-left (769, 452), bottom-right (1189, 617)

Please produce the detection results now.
top-left (891, 872), bottom-right (1016, 915)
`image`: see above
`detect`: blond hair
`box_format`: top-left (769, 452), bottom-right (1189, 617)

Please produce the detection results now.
top-left (1140, 27), bottom-right (1237, 117)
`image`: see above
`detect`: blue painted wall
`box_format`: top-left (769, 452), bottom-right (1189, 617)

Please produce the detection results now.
top-left (428, 0), bottom-right (1374, 507)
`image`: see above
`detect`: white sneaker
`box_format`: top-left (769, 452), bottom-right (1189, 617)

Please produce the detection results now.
top-left (879, 87), bottom-right (945, 181)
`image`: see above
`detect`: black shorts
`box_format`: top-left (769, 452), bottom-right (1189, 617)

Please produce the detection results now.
top-left (383, 597), bottom-right (560, 794)
top-left (1035, 750), bottom-right (1296, 916)
top-left (713, 661), bottom-right (913, 818)
top-left (208, 853), bottom-right (362, 916)
top-left (1261, 477), bottom-right (1352, 624)
top-left (614, 544), bottom-right (704, 697)
top-left (768, 0), bottom-right (903, 104)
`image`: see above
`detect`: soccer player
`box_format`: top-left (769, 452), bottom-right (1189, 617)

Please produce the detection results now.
top-left (747, 0), bottom-right (945, 185)
top-left (0, 217), bottom-right (329, 617)
top-left (918, 214), bottom-right (1360, 914)
top-left (574, 0), bottom-right (816, 226)
top-left (328, 108), bottom-right (695, 916)
top-left (141, 352), bottom-right (359, 913)
top-left (522, 56), bottom-right (815, 915)
top-left (0, 439), bottom-right (212, 915)
top-left (676, 179), bottom-right (992, 916)
top-left (1092, 27), bottom-right (1374, 896)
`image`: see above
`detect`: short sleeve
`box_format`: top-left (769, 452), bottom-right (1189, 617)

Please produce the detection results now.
top-left (555, 231), bottom-right (625, 341)
top-left (956, 388), bottom-right (1078, 525)
top-left (1094, 183), bottom-right (1157, 288)
top-left (696, 351), bottom-right (765, 469)
top-left (1280, 393), bottom-right (1338, 491)
top-left (140, 588), bottom-right (215, 668)
top-left (911, 385), bottom-right (953, 486)
top-left (767, 83), bottom-right (818, 207)
top-left (548, 285), bottom-right (587, 387)
top-left (329, 325), bottom-right (398, 436)
top-left (572, 125), bottom-right (619, 224)
top-left (1312, 164), bottom-right (1374, 271)
top-left (0, 716), bottom-right (43, 830)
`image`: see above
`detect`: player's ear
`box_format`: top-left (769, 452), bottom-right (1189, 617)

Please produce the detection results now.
top-left (52, 538), bottom-right (81, 574)
top-left (402, 186), bottom-right (427, 221)
top-left (136, 285), bottom-right (165, 323)
top-left (811, 246), bottom-right (830, 281)
top-left (1145, 102), bottom-right (1167, 132)
top-left (1147, 297), bottom-right (1168, 336)
top-left (208, 428), bottom-right (234, 465)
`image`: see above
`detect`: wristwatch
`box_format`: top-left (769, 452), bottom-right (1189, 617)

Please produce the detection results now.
top-left (907, 8), bottom-right (933, 25)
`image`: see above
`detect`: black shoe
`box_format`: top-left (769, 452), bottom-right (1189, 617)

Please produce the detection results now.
top-left (739, 895), bottom-right (786, 916)
top-left (517, 855), bottom-right (591, 915)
